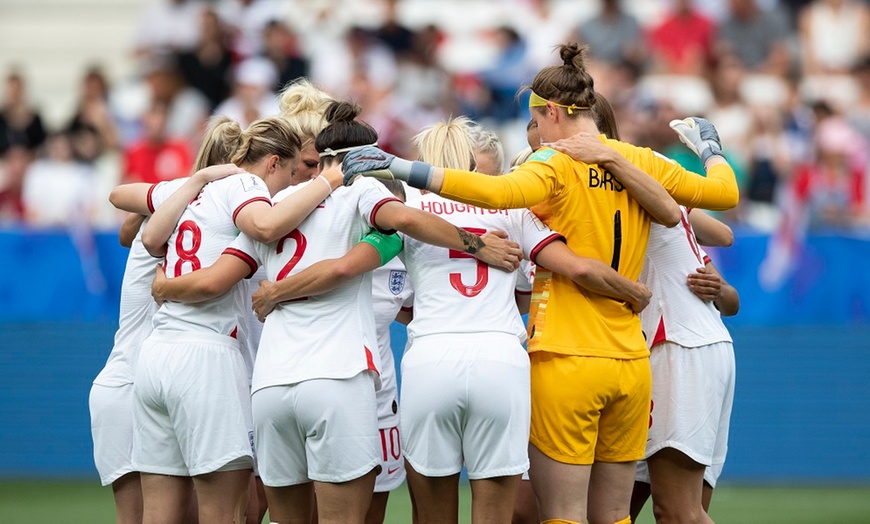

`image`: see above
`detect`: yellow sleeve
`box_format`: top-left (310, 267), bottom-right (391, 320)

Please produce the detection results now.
top-left (616, 142), bottom-right (739, 211)
top-left (440, 151), bottom-right (565, 209)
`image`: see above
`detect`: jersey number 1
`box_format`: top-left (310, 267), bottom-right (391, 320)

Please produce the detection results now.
top-left (448, 227), bottom-right (488, 298)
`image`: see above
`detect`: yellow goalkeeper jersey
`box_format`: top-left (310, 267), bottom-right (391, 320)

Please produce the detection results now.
top-left (440, 136), bottom-right (738, 360)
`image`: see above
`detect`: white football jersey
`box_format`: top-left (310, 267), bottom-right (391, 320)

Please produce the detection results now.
top-left (401, 193), bottom-right (563, 343)
top-left (240, 266), bottom-right (268, 386)
top-left (371, 257), bottom-right (414, 420)
top-left (640, 207), bottom-right (733, 348)
top-left (151, 173), bottom-right (271, 336)
top-left (93, 178), bottom-right (187, 386)
top-left (231, 177), bottom-right (400, 394)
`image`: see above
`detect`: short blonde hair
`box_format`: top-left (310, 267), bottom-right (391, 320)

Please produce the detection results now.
top-left (278, 78), bottom-right (334, 146)
top-left (413, 116), bottom-right (476, 170)
top-left (467, 123), bottom-right (505, 175)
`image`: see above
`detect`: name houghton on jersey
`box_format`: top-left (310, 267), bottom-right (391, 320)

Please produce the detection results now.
top-left (419, 201), bottom-right (509, 216)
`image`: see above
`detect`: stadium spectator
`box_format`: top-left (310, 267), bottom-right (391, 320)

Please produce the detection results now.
top-left (66, 67), bottom-right (120, 153)
top-left (575, 0), bottom-right (644, 68)
top-left (0, 70), bottom-right (46, 155)
top-left (0, 146), bottom-right (31, 222)
top-left (478, 26), bottom-right (534, 123)
top-left (122, 101), bottom-right (193, 184)
top-left (141, 53), bottom-right (210, 148)
top-left (213, 56), bottom-right (280, 128)
top-left (793, 116), bottom-right (869, 228)
top-left (22, 132), bottom-right (94, 227)
top-left (646, 0), bottom-right (717, 76)
top-left (370, 0), bottom-right (415, 59)
top-left (706, 59), bottom-right (753, 168)
top-left (132, 0), bottom-right (203, 58)
top-left (176, 7), bottom-right (234, 111)
top-left (262, 20), bottom-right (309, 93)
top-left (798, 0), bottom-right (870, 75)
top-left (310, 26), bottom-right (397, 101)
top-left (847, 55), bottom-right (870, 145)
top-left (742, 105), bottom-right (794, 230)
top-left (217, 0), bottom-right (288, 59)
top-left (716, 0), bottom-right (792, 76)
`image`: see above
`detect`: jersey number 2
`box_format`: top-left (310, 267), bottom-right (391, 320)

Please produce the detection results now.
top-left (276, 229), bottom-right (307, 280)
top-left (448, 227), bottom-right (488, 298)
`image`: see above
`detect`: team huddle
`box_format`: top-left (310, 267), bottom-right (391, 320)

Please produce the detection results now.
top-left (89, 43), bottom-right (740, 524)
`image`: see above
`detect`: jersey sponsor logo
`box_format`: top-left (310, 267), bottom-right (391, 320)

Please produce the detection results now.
top-left (529, 148), bottom-right (557, 163)
top-left (588, 167), bottom-right (624, 192)
top-left (387, 466), bottom-right (400, 475)
top-left (388, 270), bottom-right (406, 295)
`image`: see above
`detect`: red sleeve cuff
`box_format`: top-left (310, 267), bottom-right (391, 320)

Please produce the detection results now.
top-left (223, 247), bottom-right (258, 279)
top-left (515, 289), bottom-right (532, 295)
top-left (146, 183), bottom-right (157, 213)
top-left (232, 197), bottom-right (272, 225)
top-left (530, 233), bottom-right (566, 265)
top-left (369, 197), bottom-right (402, 234)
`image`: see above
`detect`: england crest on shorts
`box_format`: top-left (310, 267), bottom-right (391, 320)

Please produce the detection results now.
top-left (389, 270), bottom-right (406, 295)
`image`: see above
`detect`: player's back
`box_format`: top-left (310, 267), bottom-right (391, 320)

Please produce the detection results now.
top-left (522, 146), bottom-right (655, 359)
top-left (403, 193), bottom-right (555, 342)
top-left (248, 177), bottom-right (397, 392)
top-left (640, 207), bottom-right (732, 348)
top-left (153, 173), bottom-right (270, 337)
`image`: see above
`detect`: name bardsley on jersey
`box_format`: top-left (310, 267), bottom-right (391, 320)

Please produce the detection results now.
top-left (589, 167), bottom-right (624, 192)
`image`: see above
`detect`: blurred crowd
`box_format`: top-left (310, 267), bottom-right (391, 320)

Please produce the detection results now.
top-left (1, 0), bottom-right (870, 232)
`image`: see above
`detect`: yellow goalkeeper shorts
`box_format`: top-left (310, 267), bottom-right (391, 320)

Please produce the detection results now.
top-left (529, 351), bottom-right (651, 464)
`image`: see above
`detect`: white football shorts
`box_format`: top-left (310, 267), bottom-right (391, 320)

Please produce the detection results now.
top-left (132, 331), bottom-right (255, 477)
top-left (252, 371), bottom-right (380, 487)
top-left (374, 417), bottom-right (405, 492)
top-left (636, 340), bottom-right (735, 488)
top-left (89, 383), bottom-right (135, 485)
top-left (400, 332), bottom-right (530, 479)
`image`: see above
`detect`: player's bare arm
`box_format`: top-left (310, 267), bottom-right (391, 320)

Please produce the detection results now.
top-left (109, 183), bottom-right (153, 215)
top-left (689, 209), bottom-right (734, 247)
top-left (372, 200), bottom-right (522, 272)
top-left (118, 213), bottom-right (145, 248)
top-left (535, 240), bottom-right (651, 313)
top-left (141, 163), bottom-right (243, 256)
top-left (235, 167), bottom-right (342, 243)
top-left (515, 292), bottom-right (531, 316)
top-left (548, 132), bottom-right (681, 227)
top-left (151, 255), bottom-right (251, 305)
top-left (687, 262), bottom-right (740, 316)
top-left (251, 242), bottom-right (382, 321)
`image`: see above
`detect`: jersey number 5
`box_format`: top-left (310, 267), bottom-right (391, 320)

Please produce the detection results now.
top-left (448, 227), bottom-right (488, 298)
top-left (276, 229), bottom-right (307, 280)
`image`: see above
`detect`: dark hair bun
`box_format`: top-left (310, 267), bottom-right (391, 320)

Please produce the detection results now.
top-left (560, 42), bottom-right (587, 69)
top-left (325, 101), bottom-right (361, 124)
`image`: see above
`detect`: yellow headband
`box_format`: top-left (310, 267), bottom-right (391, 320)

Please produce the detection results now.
top-left (529, 91), bottom-right (589, 115)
